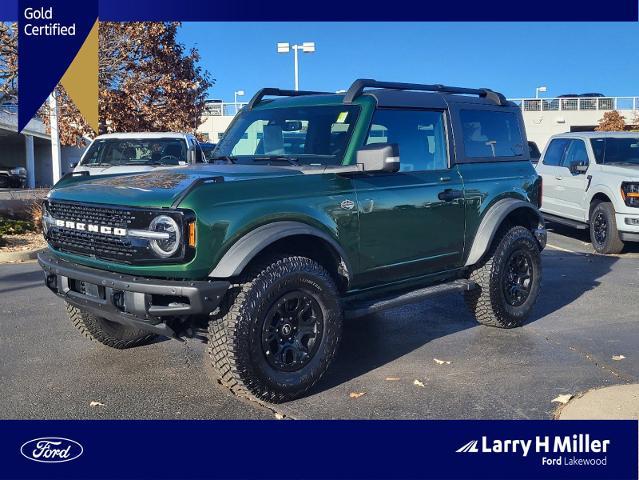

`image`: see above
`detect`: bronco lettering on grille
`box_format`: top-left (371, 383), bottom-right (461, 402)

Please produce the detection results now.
top-left (54, 219), bottom-right (127, 236)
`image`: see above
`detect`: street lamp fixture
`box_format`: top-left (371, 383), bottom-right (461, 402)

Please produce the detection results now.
top-left (277, 41), bottom-right (316, 91)
top-left (535, 86), bottom-right (548, 99)
top-left (234, 90), bottom-right (245, 113)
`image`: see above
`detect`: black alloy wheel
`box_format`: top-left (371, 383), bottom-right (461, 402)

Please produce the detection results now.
top-left (502, 250), bottom-right (533, 307)
top-left (261, 291), bottom-right (324, 372)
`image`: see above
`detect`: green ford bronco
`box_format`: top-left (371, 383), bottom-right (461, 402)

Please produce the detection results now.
top-left (38, 79), bottom-right (546, 402)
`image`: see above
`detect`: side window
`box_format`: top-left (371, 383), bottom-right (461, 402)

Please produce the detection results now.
top-left (542, 139), bottom-right (570, 166)
top-left (365, 109), bottom-right (448, 172)
top-left (459, 110), bottom-right (524, 158)
top-left (562, 140), bottom-right (589, 168)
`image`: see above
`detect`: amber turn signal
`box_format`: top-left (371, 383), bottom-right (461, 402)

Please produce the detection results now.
top-left (188, 221), bottom-right (196, 247)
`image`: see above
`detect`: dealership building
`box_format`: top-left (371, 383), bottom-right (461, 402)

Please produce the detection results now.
top-left (197, 96), bottom-right (639, 153)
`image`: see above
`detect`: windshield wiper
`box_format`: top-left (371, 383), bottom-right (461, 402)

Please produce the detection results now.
top-left (210, 155), bottom-right (237, 164)
top-left (250, 156), bottom-right (300, 166)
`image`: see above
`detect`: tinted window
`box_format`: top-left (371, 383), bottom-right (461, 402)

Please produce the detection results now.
top-left (214, 105), bottom-right (359, 166)
top-left (542, 139), bottom-right (570, 166)
top-left (460, 110), bottom-right (524, 158)
top-left (562, 140), bottom-right (589, 167)
top-left (365, 109), bottom-right (448, 172)
top-left (590, 137), bottom-right (639, 165)
top-left (81, 138), bottom-right (188, 167)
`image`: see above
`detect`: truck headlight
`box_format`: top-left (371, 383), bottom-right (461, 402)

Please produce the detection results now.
top-left (621, 182), bottom-right (639, 207)
top-left (148, 215), bottom-right (181, 257)
top-left (10, 167), bottom-right (26, 176)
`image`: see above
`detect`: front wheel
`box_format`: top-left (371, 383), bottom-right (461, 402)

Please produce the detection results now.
top-left (590, 201), bottom-right (624, 254)
top-left (208, 255), bottom-right (343, 403)
top-left (464, 226), bottom-right (542, 328)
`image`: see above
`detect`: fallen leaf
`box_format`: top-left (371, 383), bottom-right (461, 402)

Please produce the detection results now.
top-left (612, 355), bottom-right (626, 361)
top-left (274, 413), bottom-right (285, 420)
top-left (434, 358), bottom-right (451, 365)
top-left (551, 394), bottom-right (573, 405)
top-left (385, 377), bottom-right (401, 381)
top-left (89, 401), bottom-right (105, 407)
top-left (413, 379), bottom-right (425, 388)
top-left (349, 392), bottom-right (366, 399)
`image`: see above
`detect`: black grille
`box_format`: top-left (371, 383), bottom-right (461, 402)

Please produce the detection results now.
top-left (47, 202), bottom-right (138, 228)
top-left (45, 201), bottom-right (142, 262)
top-left (44, 200), bottom-right (193, 264)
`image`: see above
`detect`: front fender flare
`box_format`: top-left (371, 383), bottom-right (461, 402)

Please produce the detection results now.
top-left (209, 221), bottom-right (352, 279)
top-left (465, 199), bottom-right (545, 267)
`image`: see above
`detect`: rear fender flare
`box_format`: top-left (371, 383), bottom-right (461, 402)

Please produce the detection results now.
top-left (465, 198), bottom-right (544, 267)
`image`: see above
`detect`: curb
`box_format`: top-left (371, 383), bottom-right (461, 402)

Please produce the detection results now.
top-left (0, 247), bottom-right (44, 264)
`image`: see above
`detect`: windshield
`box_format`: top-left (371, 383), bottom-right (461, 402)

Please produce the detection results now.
top-left (81, 138), bottom-right (188, 167)
top-left (213, 105), bottom-right (360, 166)
top-left (590, 137), bottom-right (639, 165)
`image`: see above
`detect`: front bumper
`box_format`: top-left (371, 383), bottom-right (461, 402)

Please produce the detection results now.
top-left (38, 250), bottom-right (230, 338)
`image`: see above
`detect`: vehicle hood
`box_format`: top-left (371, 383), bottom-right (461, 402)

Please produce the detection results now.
top-left (73, 164), bottom-right (181, 175)
top-left (49, 164), bottom-right (304, 207)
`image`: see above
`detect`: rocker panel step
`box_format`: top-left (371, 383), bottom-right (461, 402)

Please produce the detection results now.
top-left (543, 213), bottom-right (588, 230)
top-left (343, 279), bottom-right (477, 319)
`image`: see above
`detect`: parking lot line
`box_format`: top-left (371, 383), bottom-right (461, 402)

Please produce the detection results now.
top-left (545, 244), bottom-right (579, 254)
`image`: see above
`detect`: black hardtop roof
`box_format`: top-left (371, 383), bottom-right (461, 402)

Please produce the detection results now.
top-left (247, 78), bottom-right (513, 110)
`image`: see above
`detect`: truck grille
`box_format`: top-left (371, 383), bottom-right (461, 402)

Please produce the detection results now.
top-left (45, 201), bottom-right (141, 262)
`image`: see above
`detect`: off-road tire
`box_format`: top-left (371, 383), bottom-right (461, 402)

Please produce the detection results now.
top-left (65, 302), bottom-right (157, 349)
top-left (464, 226), bottom-right (541, 328)
top-left (208, 255), bottom-right (342, 403)
top-left (589, 201), bottom-right (624, 254)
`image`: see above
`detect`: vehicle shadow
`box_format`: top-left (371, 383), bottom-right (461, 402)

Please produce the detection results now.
top-left (0, 267), bottom-right (43, 295)
top-left (310, 248), bottom-right (617, 395)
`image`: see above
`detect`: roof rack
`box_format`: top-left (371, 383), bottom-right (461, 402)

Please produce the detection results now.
top-left (342, 79), bottom-right (508, 106)
top-left (247, 88), bottom-right (331, 110)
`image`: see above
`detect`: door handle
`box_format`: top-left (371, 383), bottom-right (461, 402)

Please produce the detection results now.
top-left (439, 176), bottom-right (452, 183)
top-left (438, 189), bottom-right (464, 202)
top-left (555, 176), bottom-right (563, 180)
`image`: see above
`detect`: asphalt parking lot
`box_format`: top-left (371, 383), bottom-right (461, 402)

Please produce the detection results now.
top-left (1, 225), bottom-right (638, 420)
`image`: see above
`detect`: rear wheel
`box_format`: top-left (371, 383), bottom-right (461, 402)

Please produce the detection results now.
top-left (208, 255), bottom-right (342, 403)
top-left (65, 303), bottom-right (157, 349)
top-left (589, 201), bottom-right (624, 254)
top-left (464, 226), bottom-right (542, 328)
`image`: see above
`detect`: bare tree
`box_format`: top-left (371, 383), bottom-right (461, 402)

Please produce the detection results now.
top-left (0, 22), bottom-right (18, 104)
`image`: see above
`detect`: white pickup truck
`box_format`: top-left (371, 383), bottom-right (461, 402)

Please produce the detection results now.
top-left (72, 132), bottom-right (205, 176)
top-left (535, 132), bottom-right (639, 254)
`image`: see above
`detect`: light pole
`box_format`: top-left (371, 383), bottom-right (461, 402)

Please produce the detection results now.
top-left (234, 90), bottom-right (245, 114)
top-left (535, 86), bottom-right (548, 99)
top-left (277, 42), bottom-right (316, 91)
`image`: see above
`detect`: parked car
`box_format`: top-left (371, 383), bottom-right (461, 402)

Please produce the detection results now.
top-left (535, 132), bottom-right (639, 254)
top-left (72, 132), bottom-right (205, 176)
top-left (528, 141), bottom-right (541, 163)
top-left (0, 165), bottom-right (26, 188)
top-left (38, 79), bottom-right (545, 403)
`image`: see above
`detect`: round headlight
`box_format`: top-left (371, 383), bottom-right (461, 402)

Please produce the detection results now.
top-left (148, 215), bottom-right (181, 257)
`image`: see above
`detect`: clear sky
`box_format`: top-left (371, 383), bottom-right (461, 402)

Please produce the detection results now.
top-left (177, 22), bottom-right (639, 102)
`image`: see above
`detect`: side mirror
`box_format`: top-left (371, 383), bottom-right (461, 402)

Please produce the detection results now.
top-left (69, 162), bottom-right (77, 169)
top-left (356, 143), bottom-right (400, 173)
top-left (569, 161), bottom-right (588, 174)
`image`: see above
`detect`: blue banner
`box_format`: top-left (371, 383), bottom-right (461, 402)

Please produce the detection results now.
top-left (1, 420), bottom-right (637, 479)
top-left (1, 0), bottom-right (637, 21)
top-left (17, 0), bottom-right (97, 131)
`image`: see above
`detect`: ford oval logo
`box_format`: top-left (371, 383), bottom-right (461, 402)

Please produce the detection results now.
top-left (20, 437), bottom-right (83, 463)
